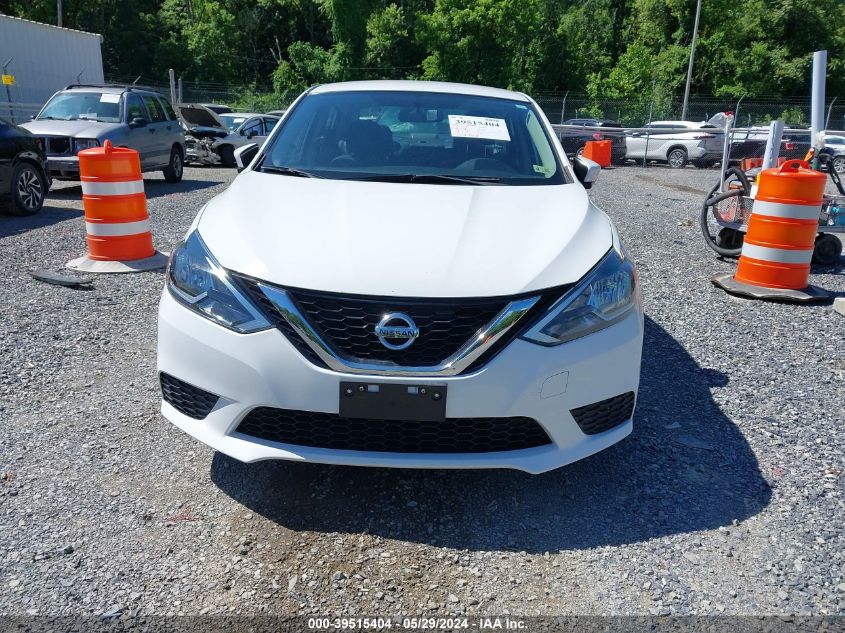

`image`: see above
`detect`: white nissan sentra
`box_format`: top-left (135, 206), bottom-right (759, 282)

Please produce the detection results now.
top-left (157, 80), bottom-right (644, 474)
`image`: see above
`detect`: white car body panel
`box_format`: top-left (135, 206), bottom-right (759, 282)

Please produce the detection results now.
top-left (198, 173), bottom-right (612, 297)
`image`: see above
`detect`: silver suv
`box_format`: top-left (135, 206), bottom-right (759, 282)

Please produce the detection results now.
top-left (21, 84), bottom-right (186, 183)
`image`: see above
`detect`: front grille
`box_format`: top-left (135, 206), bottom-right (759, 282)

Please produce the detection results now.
top-left (233, 275), bottom-right (567, 374)
top-left (570, 392), bottom-right (635, 435)
top-left (235, 407), bottom-right (552, 454)
top-left (290, 289), bottom-right (507, 367)
top-left (160, 373), bottom-right (219, 419)
top-left (43, 136), bottom-right (71, 156)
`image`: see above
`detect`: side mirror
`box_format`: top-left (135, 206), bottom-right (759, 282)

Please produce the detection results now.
top-left (234, 143), bottom-right (259, 172)
top-left (573, 155), bottom-right (601, 189)
top-left (130, 117), bottom-right (148, 128)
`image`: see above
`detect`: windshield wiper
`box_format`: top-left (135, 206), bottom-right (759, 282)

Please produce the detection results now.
top-left (348, 173), bottom-right (501, 185)
top-left (259, 165), bottom-right (322, 178)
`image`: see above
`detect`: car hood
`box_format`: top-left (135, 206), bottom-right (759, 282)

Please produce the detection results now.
top-left (196, 172), bottom-right (613, 297)
top-left (20, 119), bottom-right (119, 138)
top-left (179, 105), bottom-right (226, 130)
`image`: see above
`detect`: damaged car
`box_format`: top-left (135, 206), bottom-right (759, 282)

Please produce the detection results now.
top-left (178, 104), bottom-right (229, 166)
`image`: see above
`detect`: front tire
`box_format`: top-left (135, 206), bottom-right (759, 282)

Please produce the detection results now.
top-left (163, 147), bottom-right (184, 183)
top-left (219, 145), bottom-right (236, 168)
top-left (3, 162), bottom-right (46, 216)
top-left (813, 234), bottom-right (843, 266)
top-left (667, 148), bottom-right (688, 169)
top-left (832, 156), bottom-right (845, 175)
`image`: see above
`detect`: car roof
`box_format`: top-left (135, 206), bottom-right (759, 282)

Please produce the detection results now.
top-left (62, 84), bottom-right (164, 97)
top-left (311, 80), bottom-right (530, 102)
top-left (650, 120), bottom-right (703, 127)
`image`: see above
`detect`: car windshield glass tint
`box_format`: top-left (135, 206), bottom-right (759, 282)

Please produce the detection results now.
top-left (263, 91), bottom-right (566, 185)
top-left (220, 115), bottom-right (246, 132)
top-left (38, 92), bottom-right (122, 123)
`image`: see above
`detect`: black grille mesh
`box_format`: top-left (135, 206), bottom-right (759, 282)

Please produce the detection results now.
top-left (233, 275), bottom-right (568, 374)
top-left (288, 289), bottom-right (506, 367)
top-left (570, 392), bottom-right (635, 435)
top-left (160, 373), bottom-right (219, 420)
top-left (235, 407), bottom-right (552, 454)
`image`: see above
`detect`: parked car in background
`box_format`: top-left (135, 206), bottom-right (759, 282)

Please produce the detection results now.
top-left (266, 110), bottom-right (287, 117)
top-left (178, 104), bottom-right (228, 166)
top-left (158, 80), bottom-right (643, 474)
top-left (213, 112), bottom-right (280, 167)
top-left (556, 119), bottom-right (627, 164)
top-left (21, 84), bottom-right (186, 182)
top-left (200, 103), bottom-right (232, 115)
top-left (824, 134), bottom-right (845, 174)
top-left (625, 121), bottom-right (722, 168)
top-left (0, 117), bottom-right (49, 216)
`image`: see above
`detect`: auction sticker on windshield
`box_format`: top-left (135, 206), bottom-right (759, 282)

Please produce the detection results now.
top-left (448, 115), bottom-right (511, 141)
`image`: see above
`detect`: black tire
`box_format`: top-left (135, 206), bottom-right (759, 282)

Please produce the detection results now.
top-left (700, 168), bottom-right (750, 258)
top-left (2, 161), bottom-right (46, 216)
top-left (219, 145), bottom-right (236, 168)
top-left (162, 146), bottom-right (184, 183)
top-left (667, 147), bottom-right (688, 169)
top-left (812, 233), bottom-right (843, 266)
top-left (832, 156), bottom-right (845, 175)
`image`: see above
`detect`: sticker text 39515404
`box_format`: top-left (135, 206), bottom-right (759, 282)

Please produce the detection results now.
top-left (447, 115), bottom-right (511, 142)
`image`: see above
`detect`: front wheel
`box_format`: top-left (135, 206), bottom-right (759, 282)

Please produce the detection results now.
top-left (3, 162), bottom-right (46, 216)
top-left (163, 147), bottom-right (184, 183)
top-left (813, 233), bottom-right (843, 265)
top-left (667, 148), bottom-right (688, 169)
top-left (219, 145), bottom-right (236, 168)
top-left (832, 156), bottom-right (845, 175)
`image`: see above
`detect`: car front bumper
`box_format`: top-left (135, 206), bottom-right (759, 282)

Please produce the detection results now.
top-left (45, 155), bottom-right (80, 178)
top-left (157, 289), bottom-right (644, 474)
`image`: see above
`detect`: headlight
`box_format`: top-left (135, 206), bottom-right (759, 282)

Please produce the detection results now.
top-left (167, 231), bottom-right (271, 333)
top-left (521, 250), bottom-right (637, 346)
top-left (73, 138), bottom-right (99, 153)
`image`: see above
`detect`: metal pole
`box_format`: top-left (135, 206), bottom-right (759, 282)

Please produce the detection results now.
top-left (681, 0), bottom-right (702, 121)
top-left (642, 98), bottom-right (654, 167)
top-left (3, 57), bottom-right (14, 122)
top-left (57, 0), bottom-right (62, 27)
top-left (825, 96), bottom-right (837, 129)
top-left (811, 50), bottom-right (827, 170)
top-left (719, 113), bottom-right (733, 193)
top-left (177, 77), bottom-right (183, 104)
top-left (559, 91), bottom-right (568, 124)
top-left (169, 69), bottom-right (177, 106)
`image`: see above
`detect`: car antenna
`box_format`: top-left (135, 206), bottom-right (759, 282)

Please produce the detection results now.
top-left (131, 76), bottom-right (141, 85)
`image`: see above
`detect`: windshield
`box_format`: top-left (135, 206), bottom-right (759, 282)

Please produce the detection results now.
top-left (219, 114), bottom-right (246, 132)
top-left (262, 90), bottom-right (566, 185)
top-left (38, 92), bottom-right (122, 123)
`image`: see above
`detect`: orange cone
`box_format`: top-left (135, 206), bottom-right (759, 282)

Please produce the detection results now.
top-left (712, 160), bottom-right (830, 302)
top-left (67, 140), bottom-right (167, 273)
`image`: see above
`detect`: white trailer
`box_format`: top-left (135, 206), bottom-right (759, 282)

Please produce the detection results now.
top-left (0, 14), bottom-right (104, 123)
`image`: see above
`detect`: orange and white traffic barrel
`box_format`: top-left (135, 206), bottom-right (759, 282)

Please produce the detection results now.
top-left (67, 140), bottom-right (167, 273)
top-left (712, 160), bottom-right (830, 302)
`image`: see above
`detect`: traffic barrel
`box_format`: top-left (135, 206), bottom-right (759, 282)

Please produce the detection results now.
top-left (712, 160), bottom-right (830, 302)
top-left (67, 140), bottom-right (167, 273)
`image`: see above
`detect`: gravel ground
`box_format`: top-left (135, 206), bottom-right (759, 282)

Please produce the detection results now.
top-left (0, 165), bottom-right (843, 618)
